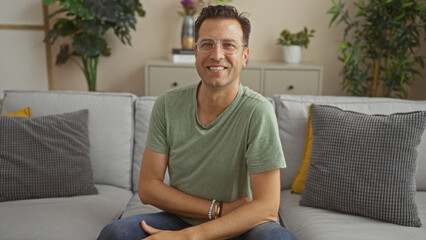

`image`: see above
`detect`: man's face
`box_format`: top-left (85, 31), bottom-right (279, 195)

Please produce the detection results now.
top-left (195, 19), bottom-right (249, 89)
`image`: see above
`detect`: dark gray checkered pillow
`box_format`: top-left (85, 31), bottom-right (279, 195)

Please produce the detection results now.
top-left (0, 109), bottom-right (98, 202)
top-left (300, 105), bottom-right (426, 227)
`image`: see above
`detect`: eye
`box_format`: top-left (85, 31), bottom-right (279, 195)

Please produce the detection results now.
top-left (222, 42), bottom-right (238, 51)
top-left (201, 42), bottom-right (214, 48)
top-left (199, 40), bottom-right (215, 50)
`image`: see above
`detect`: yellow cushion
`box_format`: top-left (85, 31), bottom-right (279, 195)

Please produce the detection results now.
top-left (1, 107), bottom-right (31, 117)
top-left (291, 105), bottom-right (312, 194)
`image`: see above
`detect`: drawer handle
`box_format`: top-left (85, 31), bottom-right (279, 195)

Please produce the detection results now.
top-left (288, 85), bottom-right (294, 90)
top-left (172, 82), bottom-right (178, 87)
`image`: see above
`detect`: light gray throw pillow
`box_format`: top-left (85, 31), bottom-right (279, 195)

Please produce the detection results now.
top-left (0, 109), bottom-right (98, 202)
top-left (300, 105), bottom-right (426, 227)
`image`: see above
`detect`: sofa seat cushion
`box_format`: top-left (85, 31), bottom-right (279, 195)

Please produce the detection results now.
top-left (0, 184), bottom-right (132, 240)
top-left (279, 190), bottom-right (426, 240)
top-left (121, 193), bottom-right (162, 219)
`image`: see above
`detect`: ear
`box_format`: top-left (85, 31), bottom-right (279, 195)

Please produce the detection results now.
top-left (242, 47), bottom-right (250, 67)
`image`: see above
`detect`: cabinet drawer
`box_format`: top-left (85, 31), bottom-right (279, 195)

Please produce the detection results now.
top-left (264, 69), bottom-right (320, 97)
top-left (147, 66), bottom-right (200, 96)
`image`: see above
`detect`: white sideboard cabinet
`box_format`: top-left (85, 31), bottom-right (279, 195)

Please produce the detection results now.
top-left (145, 60), bottom-right (322, 97)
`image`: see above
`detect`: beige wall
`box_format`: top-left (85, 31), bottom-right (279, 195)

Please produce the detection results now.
top-left (47, 0), bottom-right (426, 99)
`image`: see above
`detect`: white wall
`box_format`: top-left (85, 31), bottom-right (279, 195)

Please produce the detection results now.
top-left (0, 0), bottom-right (49, 98)
top-left (47, 0), bottom-right (425, 99)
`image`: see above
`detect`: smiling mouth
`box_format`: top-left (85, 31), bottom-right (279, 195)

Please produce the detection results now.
top-left (208, 66), bottom-right (226, 71)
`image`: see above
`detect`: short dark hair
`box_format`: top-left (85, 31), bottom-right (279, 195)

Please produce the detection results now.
top-left (194, 5), bottom-right (251, 47)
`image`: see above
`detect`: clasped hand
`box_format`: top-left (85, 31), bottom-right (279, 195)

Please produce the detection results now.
top-left (140, 197), bottom-right (252, 239)
top-left (141, 220), bottom-right (190, 240)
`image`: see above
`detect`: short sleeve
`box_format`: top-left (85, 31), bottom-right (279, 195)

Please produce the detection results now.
top-left (146, 94), bottom-right (169, 154)
top-left (246, 100), bottom-right (286, 174)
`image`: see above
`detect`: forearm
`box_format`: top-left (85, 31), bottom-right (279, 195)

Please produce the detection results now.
top-left (139, 179), bottom-right (211, 219)
top-left (187, 198), bottom-right (278, 240)
top-left (183, 169), bottom-right (282, 240)
top-left (139, 148), bottom-right (213, 219)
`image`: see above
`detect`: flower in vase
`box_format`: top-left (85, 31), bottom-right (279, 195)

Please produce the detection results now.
top-left (178, 0), bottom-right (197, 16)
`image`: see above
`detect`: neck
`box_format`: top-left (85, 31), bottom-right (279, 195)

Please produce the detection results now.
top-left (197, 81), bottom-right (239, 111)
top-left (196, 81), bottom-right (239, 127)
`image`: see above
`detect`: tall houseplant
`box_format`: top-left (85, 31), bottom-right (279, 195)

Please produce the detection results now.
top-left (328, 0), bottom-right (426, 98)
top-left (43, 0), bottom-right (146, 91)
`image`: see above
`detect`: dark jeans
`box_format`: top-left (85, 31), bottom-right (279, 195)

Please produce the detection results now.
top-left (97, 212), bottom-right (297, 240)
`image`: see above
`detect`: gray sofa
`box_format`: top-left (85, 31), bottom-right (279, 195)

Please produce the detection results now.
top-left (0, 90), bottom-right (425, 240)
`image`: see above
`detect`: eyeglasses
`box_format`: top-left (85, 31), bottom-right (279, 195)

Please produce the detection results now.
top-left (195, 38), bottom-right (243, 55)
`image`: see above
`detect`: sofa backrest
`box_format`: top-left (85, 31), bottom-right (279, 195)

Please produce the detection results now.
top-left (1, 90), bottom-right (136, 190)
top-left (132, 97), bottom-right (171, 193)
top-left (274, 94), bottom-right (426, 191)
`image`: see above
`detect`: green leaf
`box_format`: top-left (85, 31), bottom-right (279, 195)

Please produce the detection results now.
top-left (327, 0), bottom-right (344, 27)
top-left (216, 0), bottom-right (233, 5)
top-left (44, 19), bottom-right (77, 44)
top-left (63, 0), bottom-right (94, 19)
top-left (344, 52), bottom-right (353, 65)
top-left (56, 43), bottom-right (71, 65)
top-left (72, 34), bottom-right (107, 57)
top-left (101, 47), bottom-right (111, 57)
top-left (43, 0), bottom-right (57, 5)
top-left (85, 0), bottom-right (121, 22)
top-left (45, 7), bottom-right (68, 20)
top-left (79, 20), bottom-right (103, 35)
top-left (137, 7), bottom-right (146, 17)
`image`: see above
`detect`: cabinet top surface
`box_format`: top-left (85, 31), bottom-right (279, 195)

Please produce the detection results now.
top-left (146, 59), bottom-right (323, 70)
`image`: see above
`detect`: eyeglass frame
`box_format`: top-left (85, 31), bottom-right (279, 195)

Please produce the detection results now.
top-left (195, 37), bottom-right (247, 55)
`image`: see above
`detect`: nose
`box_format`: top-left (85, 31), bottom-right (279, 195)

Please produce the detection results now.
top-left (209, 42), bottom-right (225, 60)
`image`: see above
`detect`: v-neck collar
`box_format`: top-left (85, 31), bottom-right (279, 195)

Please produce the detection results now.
top-left (194, 82), bottom-right (243, 129)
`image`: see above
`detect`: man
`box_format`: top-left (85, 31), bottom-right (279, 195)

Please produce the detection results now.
top-left (98, 5), bottom-right (296, 240)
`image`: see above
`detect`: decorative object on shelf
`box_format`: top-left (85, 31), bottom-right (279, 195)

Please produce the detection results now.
top-left (277, 27), bottom-right (315, 64)
top-left (170, 48), bottom-right (195, 63)
top-left (177, 0), bottom-right (233, 50)
top-left (182, 14), bottom-right (195, 49)
top-left (328, 0), bottom-right (426, 98)
top-left (43, 0), bottom-right (146, 92)
top-left (178, 0), bottom-right (196, 50)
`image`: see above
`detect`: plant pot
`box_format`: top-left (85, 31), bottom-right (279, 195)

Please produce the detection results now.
top-left (283, 45), bottom-right (302, 64)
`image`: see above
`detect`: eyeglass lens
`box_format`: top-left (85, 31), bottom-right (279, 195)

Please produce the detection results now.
top-left (197, 38), bottom-right (240, 54)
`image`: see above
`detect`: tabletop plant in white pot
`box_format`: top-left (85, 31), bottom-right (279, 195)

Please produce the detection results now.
top-left (277, 27), bottom-right (315, 64)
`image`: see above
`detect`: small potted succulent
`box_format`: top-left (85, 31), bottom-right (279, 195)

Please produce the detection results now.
top-left (277, 27), bottom-right (315, 64)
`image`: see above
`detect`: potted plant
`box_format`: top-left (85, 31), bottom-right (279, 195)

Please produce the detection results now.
top-left (328, 0), bottom-right (426, 98)
top-left (277, 27), bottom-right (315, 64)
top-left (43, 0), bottom-right (146, 91)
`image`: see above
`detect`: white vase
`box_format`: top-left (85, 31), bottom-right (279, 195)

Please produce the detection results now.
top-left (283, 45), bottom-right (302, 64)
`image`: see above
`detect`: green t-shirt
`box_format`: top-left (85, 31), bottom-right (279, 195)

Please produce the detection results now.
top-left (145, 82), bottom-right (285, 225)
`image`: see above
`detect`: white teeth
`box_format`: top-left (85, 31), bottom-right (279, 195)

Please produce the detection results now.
top-left (209, 67), bottom-right (225, 71)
